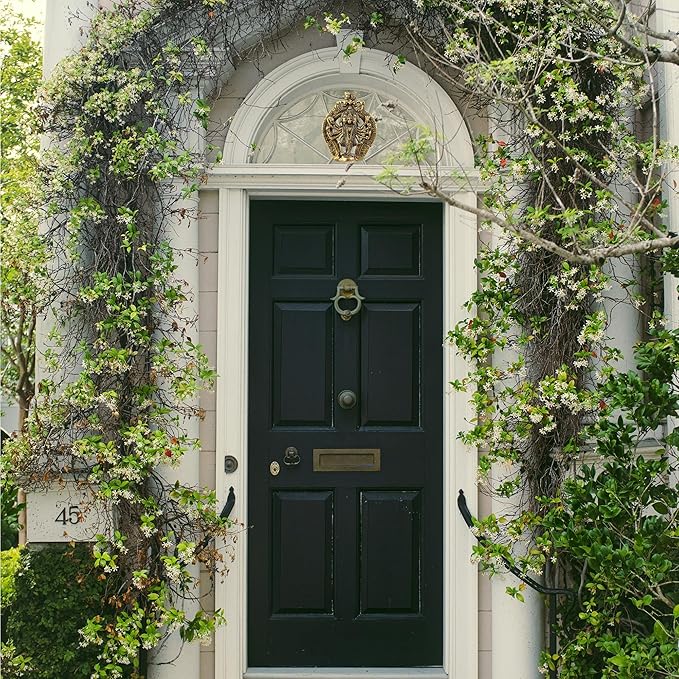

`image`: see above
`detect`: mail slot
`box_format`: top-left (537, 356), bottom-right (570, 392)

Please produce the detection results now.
top-left (313, 448), bottom-right (381, 472)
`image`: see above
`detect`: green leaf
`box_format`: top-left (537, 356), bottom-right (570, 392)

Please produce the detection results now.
top-left (653, 620), bottom-right (668, 643)
top-left (609, 654), bottom-right (628, 667)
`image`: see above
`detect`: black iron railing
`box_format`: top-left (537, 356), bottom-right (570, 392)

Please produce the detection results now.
top-left (457, 489), bottom-right (576, 679)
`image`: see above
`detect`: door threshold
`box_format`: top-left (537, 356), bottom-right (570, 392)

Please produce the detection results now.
top-left (245, 669), bottom-right (448, 679)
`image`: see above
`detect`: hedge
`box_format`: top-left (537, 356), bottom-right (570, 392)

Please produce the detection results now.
top-left (5, 544), bottom-right (128, 679)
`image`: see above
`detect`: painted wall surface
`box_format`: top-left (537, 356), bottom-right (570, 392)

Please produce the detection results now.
top-left (1, 400), bottom-right (19, 436)
top-left (198, 190), bottom-right (220, 679)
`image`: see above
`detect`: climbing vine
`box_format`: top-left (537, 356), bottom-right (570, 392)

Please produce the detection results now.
top-left (3, 0), bottom-right (678, 677)
top-left (396, 0), bottom-right (678, 518)
top-left (372, 1), bottom-right (679, 675)
top-left (4, 1), bottom-right (314, 675)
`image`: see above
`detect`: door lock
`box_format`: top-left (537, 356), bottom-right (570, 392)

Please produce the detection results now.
top-left (283, 446), bottom-right (301, 466)
top-left (270, 461), bottom-right (280, 476)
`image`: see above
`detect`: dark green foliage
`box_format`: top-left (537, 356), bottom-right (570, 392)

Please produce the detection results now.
top-left (537, 328), bottom-right (679, 677)
top-left (6, 545), bottom-right (128, 679)
top-left (0, 480), bottom-right (23, 550)
top-left (1, 547), bottom-right (22, 607)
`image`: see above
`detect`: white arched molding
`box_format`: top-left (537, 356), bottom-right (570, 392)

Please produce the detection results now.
top-left (220, 47), bottom-right (475, 170)
top-left (211, 46), bottom-right (479, 679)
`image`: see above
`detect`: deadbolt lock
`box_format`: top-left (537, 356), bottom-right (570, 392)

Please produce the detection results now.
top-left (283, 446), bottom-right (301, 466)
top-left (270, 460), bottom-right (280, 476)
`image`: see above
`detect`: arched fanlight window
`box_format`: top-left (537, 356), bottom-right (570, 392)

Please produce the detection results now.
top-left (251, 88), bottom-right (424, 164)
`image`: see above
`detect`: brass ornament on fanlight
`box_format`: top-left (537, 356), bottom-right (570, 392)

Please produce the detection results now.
top-left (323, 91), bottom-right (377, 162)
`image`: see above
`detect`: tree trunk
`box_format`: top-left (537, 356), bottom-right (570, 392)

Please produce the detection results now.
top-left (16, 394), bottom-right (30, 545)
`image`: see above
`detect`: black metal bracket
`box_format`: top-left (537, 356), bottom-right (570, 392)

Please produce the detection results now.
top-left (457, 489), bottom-right (574, 597)
top-left (220, 486), bottom-right (236, 519)
top-left (197, 487), bottom-right (235, 553)
top-left (458, 488), bottom-right (575, 679)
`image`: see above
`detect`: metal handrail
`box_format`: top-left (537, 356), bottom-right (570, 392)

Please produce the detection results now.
top-left (457, 489), bottom-right (575, 597)
top-left (457, 488), bottom-right (576, 679)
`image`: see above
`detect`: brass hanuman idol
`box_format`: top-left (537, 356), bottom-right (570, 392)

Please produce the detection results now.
top-left (323, 92), bottom-right (377, 162)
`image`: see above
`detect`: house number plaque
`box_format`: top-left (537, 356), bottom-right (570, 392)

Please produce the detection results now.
top-left (26, 485), bottom-right (107, 542)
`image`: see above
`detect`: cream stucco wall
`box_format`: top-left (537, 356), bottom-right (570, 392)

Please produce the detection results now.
top-left (198, 190), bottom-right (220, 679)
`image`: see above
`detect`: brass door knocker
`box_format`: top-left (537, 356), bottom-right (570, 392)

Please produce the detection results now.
top-left (331, 278), bottom-right (364, 321)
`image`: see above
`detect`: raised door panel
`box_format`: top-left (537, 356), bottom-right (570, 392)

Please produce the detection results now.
top-left (360, 303), bottom-right (420, 427)
top-left (272, 302), bottom-right (333, 427)
top-left (271, 490), bottom-right (334, 615)
top-left (273, 225), bottom-right (335, 276)
top-left (360, 225), bottom-right (421, 276)
top-left (359, 490), bottom-right (422, 616)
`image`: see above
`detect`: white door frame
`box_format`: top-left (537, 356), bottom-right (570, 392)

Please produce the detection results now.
top-left (210, 45), bottom-right (479, 679)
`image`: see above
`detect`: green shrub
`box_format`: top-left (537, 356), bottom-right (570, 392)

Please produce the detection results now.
top-left (7, 544), bottom-right (127, 679)
top-left (0, 641), bottom-right (32, 678)
top-left (1, 480), bottom-right (23, 550)
top-left (537, 327), bottom-right (679, 678)
top-left (1, 547), bottom-right (23, 645)
top-left (1, 547), bottom-right (22, 606)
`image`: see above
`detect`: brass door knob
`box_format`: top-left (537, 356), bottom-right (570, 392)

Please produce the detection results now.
top-left (337, 390), bottom-right (357, 409)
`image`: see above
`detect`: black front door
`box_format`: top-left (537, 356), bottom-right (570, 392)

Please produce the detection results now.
top-left (248, 200), bottom-right (443, 667)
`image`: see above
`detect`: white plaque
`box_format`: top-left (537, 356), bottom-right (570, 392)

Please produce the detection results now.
top-left (26, 486), bottom-right (108, 543)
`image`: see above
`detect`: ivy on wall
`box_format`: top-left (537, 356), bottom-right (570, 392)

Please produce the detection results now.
top-left (4, 1), bottom-right (310, 675)
top-left (2, 0), bottom-right (678, 677)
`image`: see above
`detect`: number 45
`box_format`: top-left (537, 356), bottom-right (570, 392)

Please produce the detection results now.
top-left (55, 505), bottom-right (82, 525)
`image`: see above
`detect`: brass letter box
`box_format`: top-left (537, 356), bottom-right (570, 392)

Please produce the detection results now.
top-left (312, 448), bottom-right (381, 472)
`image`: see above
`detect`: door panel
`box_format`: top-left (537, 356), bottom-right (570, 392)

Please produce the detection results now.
top-left (359, 490), bottom-right (422, 615)
top-left (360, 225), bottom-right (421, 276)
top-left (272, 302), bottom-right (333, 427)
top-left (274, 225), bottom-right (335, 276)
top-left (248, 200), bottom-right (443, 667)
top-left (271, 490), bottom-right (334, 615)
top-left (361, 303), bottom-right (420, 427)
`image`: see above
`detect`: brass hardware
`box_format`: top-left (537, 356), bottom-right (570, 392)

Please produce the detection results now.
top-left (331, 278), bottom-right (364, 321)
top-left (269, 461), bottom-right (280, 476)
top-left (313, 448), bottom-right (381, 472)
top-left (283, 446), bottom-right (300, 466)
top-left (337, 390), bottom-right (357, 410)
top-left (323, 92), bottom-right (377, 162)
